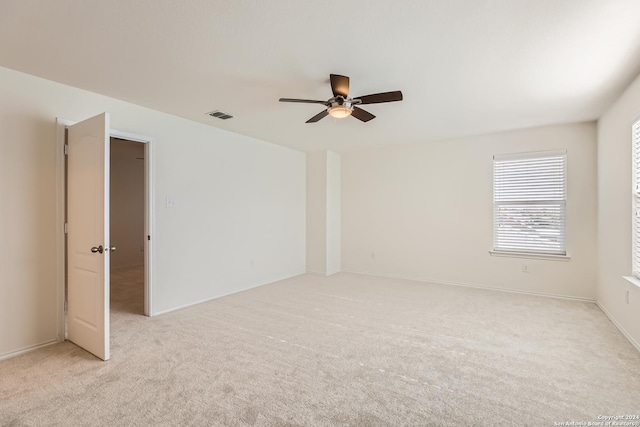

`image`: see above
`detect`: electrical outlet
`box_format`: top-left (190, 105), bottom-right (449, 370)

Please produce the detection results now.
top-left (522, 264), bottom-right (529, 273)
top-left (166, 197), bottom-right (177, 208)
top-left (626, 290), bottom-right (630, 304)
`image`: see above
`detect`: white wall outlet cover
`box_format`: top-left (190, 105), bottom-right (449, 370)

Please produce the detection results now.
top-left (166, 197), bottom-right (177, 208)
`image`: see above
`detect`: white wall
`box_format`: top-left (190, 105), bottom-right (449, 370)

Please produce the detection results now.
top-left (597, 71), bottom-right (640, 349)
top-left (0, 66), bottom-right (306, 358)
top-left (326, 151), bottom-right (341, 275)
top-left (306, 151), bottom-right (340, 275)
top-left (342, 123), bottom-right (598, 299)
top-left (110, 138), bottom-right (145, 269)
top-left (306, 152), bottom-right (326, 274)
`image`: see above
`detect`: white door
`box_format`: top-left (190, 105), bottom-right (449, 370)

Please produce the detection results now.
top-left (67, 113), bottom-right (111, 361)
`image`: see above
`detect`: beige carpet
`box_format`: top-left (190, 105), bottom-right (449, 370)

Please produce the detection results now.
top-left (1, 268), bottom-right (639, 426)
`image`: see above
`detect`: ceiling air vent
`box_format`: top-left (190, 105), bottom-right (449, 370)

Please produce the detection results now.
top-left (206, 110), bottom-right (234, 120)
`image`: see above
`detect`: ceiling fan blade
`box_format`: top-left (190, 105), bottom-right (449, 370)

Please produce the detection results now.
top-left (354, 91), bottom-right (403, 105)
top-left (351, 106), bottom-right (376, 122)
top-left (280, 98), bottom-right (330, 105)
top-left (330, 74), bottom-right (350, 97)
top-left (306, 110), bottom-right (329, 123)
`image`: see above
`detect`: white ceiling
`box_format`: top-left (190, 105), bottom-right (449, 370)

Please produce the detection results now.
top-left (1, 1), bottom-right (640, 152)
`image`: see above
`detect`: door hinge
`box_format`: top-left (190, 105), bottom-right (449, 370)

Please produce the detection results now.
top-left (64, 144), bottom-right (68, 155)
top-left (147, 235), bottom-right (150, 241)
top-left (64, 223), bottom-right (68, 234)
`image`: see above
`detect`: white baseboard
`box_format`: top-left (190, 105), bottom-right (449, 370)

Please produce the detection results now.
top-left (0, 339), bottom-right (59, 361)
top-left (306, 270), bottom-right (327, 276)
top-left (596, 302), bottom-right (640, 353)
top-left (153, 270), bottom-right (306, 316)
top-left (342, 269), bottom-right (596, 303)
top-left (306, 269), bottom-right (341, 277)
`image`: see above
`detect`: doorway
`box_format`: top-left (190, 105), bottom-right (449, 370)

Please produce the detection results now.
top-left (109, 137), bottom-right (145, 320)
top-left (56, 116), bottom-right (154, 359)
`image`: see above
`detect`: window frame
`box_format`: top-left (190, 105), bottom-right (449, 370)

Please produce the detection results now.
top-left (491, 150), bottom-right (568, 259)
top-left (623, 117), bottom-right (640, 288)
top-left (632, 118), bottom-right (640, 280)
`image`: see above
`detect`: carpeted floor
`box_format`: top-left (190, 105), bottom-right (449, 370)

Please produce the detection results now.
top-left (1, 268), bottom-right (639, 426)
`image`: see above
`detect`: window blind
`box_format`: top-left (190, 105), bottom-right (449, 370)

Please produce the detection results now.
top-left (633, 120), bottom-right (640, 278)
top-left (493, 151), bottom-right (567, 255)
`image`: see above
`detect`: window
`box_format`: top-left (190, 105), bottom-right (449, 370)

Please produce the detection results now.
top-left (493, 150), bottom-right (567, 256)
top-left (632, 119), bottom-right (640, 279)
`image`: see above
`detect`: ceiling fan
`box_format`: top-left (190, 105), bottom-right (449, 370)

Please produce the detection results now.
top-left (279, 74), bottom-right (403, 123)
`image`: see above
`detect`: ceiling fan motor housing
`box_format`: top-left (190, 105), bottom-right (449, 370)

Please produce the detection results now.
top-left (330, 96), bottom-right (353, 108)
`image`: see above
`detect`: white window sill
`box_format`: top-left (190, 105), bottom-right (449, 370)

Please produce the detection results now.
top-left (622, 276), bottom-right (640, 290)
top-left (489, 250), bottom-right (571, 261)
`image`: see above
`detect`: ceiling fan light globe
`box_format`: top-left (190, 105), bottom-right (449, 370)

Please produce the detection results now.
top-left (327, 105), bottom-right (352, 119)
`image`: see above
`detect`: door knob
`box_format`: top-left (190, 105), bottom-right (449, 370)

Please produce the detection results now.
top-left (106, 246), bottom-right (116, 252)
top-left (90, 245), bottom-right (104, 254)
